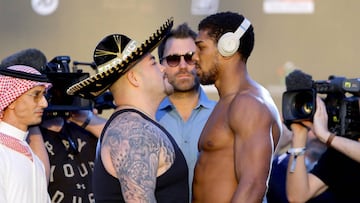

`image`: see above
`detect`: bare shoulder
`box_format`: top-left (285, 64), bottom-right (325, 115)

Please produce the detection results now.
top-left (232, 85), bottom-right (278, 112)
top-left (230, 90), bottom-right (268, 114)
top-left (102, 111), bottom-right (172, 160)
top-left (101, 111), bottom-right (175, 201)
top-left (228, 86), bottom-right (281, 131)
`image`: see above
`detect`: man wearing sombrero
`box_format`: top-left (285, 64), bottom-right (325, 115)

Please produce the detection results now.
top-left (67, 18), bottom-right (189, 202)
top-left (0, 65), bottom-right (51, 203)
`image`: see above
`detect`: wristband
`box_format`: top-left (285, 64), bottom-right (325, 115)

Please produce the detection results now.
top-left (287, 147), bottom-right (306, 173)
top-left (287, 147), bottom-right (306, 156)
top-left (81, 111), bottom-right (93, 129)
top-left (326, 133), bottom-right (336, 147)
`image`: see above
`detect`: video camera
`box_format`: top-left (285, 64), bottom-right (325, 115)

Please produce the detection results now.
top-left (282, 72), bottom-right (360, 140)
top-left (42, 56), bottom-right (115, 118)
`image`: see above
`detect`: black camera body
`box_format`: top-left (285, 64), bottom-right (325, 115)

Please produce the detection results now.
top-left (42, 56), bottom-right (94, 118)
top-left (282, 75), bottom-right (360, 140)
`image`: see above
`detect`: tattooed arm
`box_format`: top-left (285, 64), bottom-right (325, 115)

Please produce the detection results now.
top-left (102, 112), bottom-right (167, 203)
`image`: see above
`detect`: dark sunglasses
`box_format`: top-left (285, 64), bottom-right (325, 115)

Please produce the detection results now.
top-left (161, 52), bottom-right (195, 67)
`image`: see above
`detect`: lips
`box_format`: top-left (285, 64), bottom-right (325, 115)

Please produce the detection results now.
top-left (177, 73), bottom-right (191, 78)
top-left (36, 111), bottom-right (44, 116)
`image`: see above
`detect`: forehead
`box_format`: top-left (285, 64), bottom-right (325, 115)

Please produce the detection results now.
top-left (136, 53), bottom-right (153, 66)
top-left (27, 85), bottom-right (47, 92)
top-left (195, 30), bottom-right (215, 47)
top-left (139, 53), bottom-right (152, 61)
top-left (164, 37), bottom-right (196, 53)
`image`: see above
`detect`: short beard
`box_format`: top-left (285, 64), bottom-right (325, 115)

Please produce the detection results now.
top-left (199, 64), bottom-right (218, 85)
top-left (174, 76), bottom-right (200, 93)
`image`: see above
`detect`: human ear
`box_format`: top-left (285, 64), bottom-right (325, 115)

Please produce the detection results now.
top-left (126, 70), bottom-right (140, 87)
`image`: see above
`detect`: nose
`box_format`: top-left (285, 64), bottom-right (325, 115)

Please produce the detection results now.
top-left (192, 51), bottom-right (199, 63)
top-left (40, 96), bottom-right (48, 108)
top-left (159, 63), bottom-right (166, 73)
top-left (179, 57), bottom-right (188, 68)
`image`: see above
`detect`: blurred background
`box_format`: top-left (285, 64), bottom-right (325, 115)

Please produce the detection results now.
top-left (1, 0), bottom-right (359, 118)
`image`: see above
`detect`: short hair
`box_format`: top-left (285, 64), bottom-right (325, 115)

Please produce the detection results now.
top-left (198, 11), bottom-right (255, 60)
top-left (158, 23), bottom-right (197, 61)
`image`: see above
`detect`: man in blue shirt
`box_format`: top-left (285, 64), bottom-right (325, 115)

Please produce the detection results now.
top-left (156, 23), bottom-right (217, 199)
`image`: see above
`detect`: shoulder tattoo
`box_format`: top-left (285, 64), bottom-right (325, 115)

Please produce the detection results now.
top-left (102, 112), bottom-right (174, 201)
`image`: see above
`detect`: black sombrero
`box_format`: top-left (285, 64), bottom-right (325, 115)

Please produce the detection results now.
top-left (66, 17), bottom-right (174, 99)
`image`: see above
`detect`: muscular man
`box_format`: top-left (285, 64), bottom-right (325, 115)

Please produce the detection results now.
top-left (67, 18), bottom-right (189, 202)
top-left (192, 11), bottom-right (282, 203)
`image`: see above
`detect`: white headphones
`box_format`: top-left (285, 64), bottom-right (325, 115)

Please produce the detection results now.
top-left (217, 18), bottom-right (251, 57)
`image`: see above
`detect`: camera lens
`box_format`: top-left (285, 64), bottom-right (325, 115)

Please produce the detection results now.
top-left (292, 92), bottom-right (314, 118)
top-left (282, 89), bottom-right (316, 123)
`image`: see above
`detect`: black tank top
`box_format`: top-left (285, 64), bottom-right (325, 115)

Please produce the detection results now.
top-left (93, 109), bottom-right (189, 203)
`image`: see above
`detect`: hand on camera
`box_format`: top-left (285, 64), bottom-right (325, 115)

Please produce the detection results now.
top-left (311, 96), bottom-right (332, 143)
top-left (67, 110), bottom-right (93, 128)
top-left (290, 122), bottom-right (310, 145)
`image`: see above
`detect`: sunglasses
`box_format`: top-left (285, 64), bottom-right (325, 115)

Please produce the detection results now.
top-left (161, 52), bottom-right (195, 67)
top-left (26, 90), bottom-right (47, 103)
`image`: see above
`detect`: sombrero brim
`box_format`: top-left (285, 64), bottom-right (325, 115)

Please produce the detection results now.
top-left (66, 17), bottom-right (174, 99)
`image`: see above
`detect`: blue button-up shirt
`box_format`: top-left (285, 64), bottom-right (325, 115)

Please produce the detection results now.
top-left (156, 87), bottom-right (216, 196)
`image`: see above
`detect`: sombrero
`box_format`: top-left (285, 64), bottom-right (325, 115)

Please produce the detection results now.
top-left (66, 17), bottom-right (174, 99)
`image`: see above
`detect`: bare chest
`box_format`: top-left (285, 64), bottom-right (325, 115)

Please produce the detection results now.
top-left (198, 103), bottom-right (234, 151)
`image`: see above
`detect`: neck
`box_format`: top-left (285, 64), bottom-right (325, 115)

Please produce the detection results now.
top-left (216, 63), bottom-right (251, 98)
top-left (1, 114), bottom-right (29, 132)
top-left (116, 104), bottom-right (155, 120)
top-left (169, 89), bottom-right (199, 108)
top-left (169, 89), bottom-right (199, 121)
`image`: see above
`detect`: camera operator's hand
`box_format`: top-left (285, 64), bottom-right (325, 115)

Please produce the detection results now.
top-left (290, 122), bottom-right (308, 148)
top-left (312, 96), bottom-right (360, 163)
top-left (68, 110), bottom-right (92, 128)
top-left (311, 96), bottom-right (332, 144)
top-left (67, 110), bottom-right (107, 138)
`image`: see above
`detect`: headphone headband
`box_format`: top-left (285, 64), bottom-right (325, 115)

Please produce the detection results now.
top-left (233, 18), bottom-right (251, 39)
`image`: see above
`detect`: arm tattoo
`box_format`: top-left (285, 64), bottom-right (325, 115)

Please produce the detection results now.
top-left (102, 112), bottom-right (173, 202)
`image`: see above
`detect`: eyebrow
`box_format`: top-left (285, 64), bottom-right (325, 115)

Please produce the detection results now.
top-left (195, 40), bottom-right (207, 48)
top-left (32, 86), bottom-right (47, 92)
top-left (29, 89), bottom-right (45, 94)
top-left (195, 41), bottom-right (202, 46)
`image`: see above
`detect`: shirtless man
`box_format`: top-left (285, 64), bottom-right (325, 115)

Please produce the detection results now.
top-left (192, 11), bottom-right (282, 203)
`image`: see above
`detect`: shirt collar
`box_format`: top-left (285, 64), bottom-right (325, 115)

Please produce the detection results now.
top-left (0, 121), bottom-right (29, 141)
top-left (197, 87), bottom-right (216, 109)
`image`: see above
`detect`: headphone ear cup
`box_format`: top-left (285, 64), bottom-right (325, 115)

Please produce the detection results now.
top-left (217, 32), bottom-right (240, 57)
top-left (217, 18), bottom-right (251, 57)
